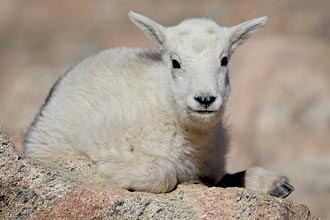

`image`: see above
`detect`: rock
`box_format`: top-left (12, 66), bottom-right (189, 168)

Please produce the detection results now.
top-left (0, 129), bottom-right (318, 220)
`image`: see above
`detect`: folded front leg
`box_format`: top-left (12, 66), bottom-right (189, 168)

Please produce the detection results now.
top-left (96, 157), bottom-right (178, 193)
top-left (216, 167), bottom-right (294, 198)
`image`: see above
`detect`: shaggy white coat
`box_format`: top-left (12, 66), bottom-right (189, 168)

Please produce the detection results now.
top-left (25, 12), bottom-right (291, 194)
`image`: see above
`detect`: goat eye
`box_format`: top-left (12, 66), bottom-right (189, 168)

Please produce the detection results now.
top-left (172, 59), bottom-right (181, 69)
top-left (221, 56), bottom-right (228, 66)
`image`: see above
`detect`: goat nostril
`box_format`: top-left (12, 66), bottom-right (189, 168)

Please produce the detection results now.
top-left (194, 96), bottom-right (203, 103)
top-left (208, 96), bottom-right (216, 103)
top-left (194, 96), bottom-right (216, 107)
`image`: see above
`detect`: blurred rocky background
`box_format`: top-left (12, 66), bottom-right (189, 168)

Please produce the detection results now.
top-left (0, 0), bottom-right (329, 219)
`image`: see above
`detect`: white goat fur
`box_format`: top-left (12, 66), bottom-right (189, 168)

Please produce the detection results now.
top-left (24, 12), bottom-right (269, 193)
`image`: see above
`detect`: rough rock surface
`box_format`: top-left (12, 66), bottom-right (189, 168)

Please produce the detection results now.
top-left (0, 129), bottom-right (317, 220)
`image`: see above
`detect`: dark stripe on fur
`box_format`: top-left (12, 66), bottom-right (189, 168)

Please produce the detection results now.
top-left (23, 67), bottom-right (73, 146)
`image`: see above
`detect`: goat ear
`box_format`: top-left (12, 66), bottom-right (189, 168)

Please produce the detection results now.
top-left (228, 16), bottom-right (268, 53)
top-left (128, 11), bottom-right (166, 49)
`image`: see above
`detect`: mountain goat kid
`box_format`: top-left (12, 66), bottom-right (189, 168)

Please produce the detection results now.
top-left (24, 11), bottom-right (294, 197)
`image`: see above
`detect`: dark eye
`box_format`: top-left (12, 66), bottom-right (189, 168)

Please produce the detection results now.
top-left (172, 59), bottom-right (181, 69)
top-left (221, 56), bottom-right (228, 66)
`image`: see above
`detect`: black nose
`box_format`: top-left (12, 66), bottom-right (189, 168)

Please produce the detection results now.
top-left (194, 96), bottom-right (216, 108)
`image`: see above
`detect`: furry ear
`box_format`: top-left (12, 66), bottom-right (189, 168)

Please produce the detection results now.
top-left (228, 16), bottom-right (268, 53)
top-left (128, 11), bottom-right (166, 49)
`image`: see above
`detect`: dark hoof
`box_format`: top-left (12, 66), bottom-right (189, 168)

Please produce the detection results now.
top-left (270, 179), bottom-right (295, 198)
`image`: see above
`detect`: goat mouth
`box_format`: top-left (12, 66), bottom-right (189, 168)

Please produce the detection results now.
top-left (195, 110), bottom-right (216, 114)
top-left (188, 107), bottom-right (217, 115)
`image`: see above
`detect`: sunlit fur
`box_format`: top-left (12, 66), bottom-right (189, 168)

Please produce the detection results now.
top-left (24, 11), bottom-right (268, 193)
